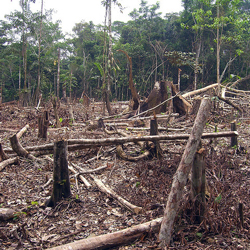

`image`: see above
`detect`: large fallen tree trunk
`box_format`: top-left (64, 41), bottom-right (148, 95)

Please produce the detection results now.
top-left (158, 97), bottom-right (211, 247)
top-left (8, 131), bottom-right (237, 155)
top-left (66, 131), bottom-right (237, 147)
top-left (47, 217), bottom-right (163, 250)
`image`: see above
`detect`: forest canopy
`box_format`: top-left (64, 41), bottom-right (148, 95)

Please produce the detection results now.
top-left (0, 0), bottom-right (249, 104)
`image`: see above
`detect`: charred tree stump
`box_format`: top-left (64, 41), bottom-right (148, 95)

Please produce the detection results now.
top-left (38, 110), bottom-right (49, 140)
top-left (191, 144), bottom-right (206, 224)
top-left (159, 97), bottom-right (211, 247)
top-left (230, 121), bottom-right (237, 148)
top-left (149, 118), bottom-right (163, 158)
top-left (46, 140), bottom-right (71, 207)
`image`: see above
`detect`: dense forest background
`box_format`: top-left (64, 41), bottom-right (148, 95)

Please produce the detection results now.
top-left (0, 0), bottom-right (249, 104)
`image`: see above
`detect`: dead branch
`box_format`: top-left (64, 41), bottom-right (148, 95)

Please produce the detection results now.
top-left (116, 144), bottom-right (150, 162)
top-left (226, 74), bottom-right (250, 88)
top-left (182, 83), bottom-right (218, 98)
top-left (216, 95), bottom-right (244, 113)
top-left (47, 217), bottom-right (163, 250)
top-left (9, 134), bottom-right (37, 161)
top-left (117, 50), bottom-right (139, 110)
top-left (69, 163), bottom-right (91, 188)
top-left (0, 157), bottom-right (19, 172)
top-left (16, 124), bottom-right (29, 140)
top-left (75, 164), bottom-right (108, 176)
top-left (90, 174), bottom-right (142, 214)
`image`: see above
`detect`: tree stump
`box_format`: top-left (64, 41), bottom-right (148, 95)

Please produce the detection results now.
top-left (38, 110), bottom-right (49, 140)
top-left (46, 140), bottom-right (71, 207)
top-left (191, 144), bottom-right (206, 223)
top-left (230, 121), bottom-right (237, 148)
top-left (149, 118), bottom-right (162, 158)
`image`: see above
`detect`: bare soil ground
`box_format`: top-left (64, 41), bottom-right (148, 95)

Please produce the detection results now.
top-left (0, 98), bottom-right (250, 250)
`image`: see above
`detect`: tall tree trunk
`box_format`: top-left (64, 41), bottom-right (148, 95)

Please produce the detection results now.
top-left (57, 48), bottom-right (61, 98)
top-left (36, 0), bottom-right (43, 104)
top-left (216, 3), bottom-right (221, 95)
top-left (194, 39), bottom-right (201, 90)
top-left (118, 50), bottom-right (139, 110)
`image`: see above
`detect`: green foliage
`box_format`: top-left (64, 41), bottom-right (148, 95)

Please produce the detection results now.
top-left (215, 193), bottom-right (222, 204)
top-left (0, 0), bottom-right (249, 103)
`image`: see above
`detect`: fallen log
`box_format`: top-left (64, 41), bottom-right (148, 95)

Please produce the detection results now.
top-left (8, 131), bottom-right (237, 156)
top-left (66, 131), bottom-right (237, 147)
top-left (16, 124), bottom-right (29, 140)
top-left (126, 127), bottom-right (185, 132)
top-left (159, 97), bottom-right (211, 247)
top-left (104, 113), bottom-right (179, 123)
top-left (47, 217), bottom-right (163, 250)
top-left (0, 157), bottom-right (19, 172)
top-left (90, 174), bottom-right (142, 214)
top-left (10, 134), bottom-right (37, 161)
top-left (182, 83), bottom-right (218, 98)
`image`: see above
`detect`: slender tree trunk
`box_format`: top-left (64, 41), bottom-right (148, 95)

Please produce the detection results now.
top-left (57, 48), bottom-right (61, 98)
top-left (159, 97), bottom-right (211, 247)
top-left (194, 39), bottom-right (201, 90)
top-left (216, 3), bottom-right (221, 95)
top-left (36, 0), bottom-right (43, 104)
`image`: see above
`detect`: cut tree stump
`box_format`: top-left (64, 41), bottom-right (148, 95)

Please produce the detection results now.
top-left (149, 118), bottom-right (163, 158)
top-left (159, 97), bottom-right (211, 247)
top-left (191, 144), bottom-right (206, 223)
top-left (46, 140), bottom-right (71, 207)
top-left (38, 110), bottom-right (49, 139)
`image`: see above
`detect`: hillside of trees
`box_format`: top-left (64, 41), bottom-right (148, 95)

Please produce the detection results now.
top-left (0, 0), bottom-right (249, 105)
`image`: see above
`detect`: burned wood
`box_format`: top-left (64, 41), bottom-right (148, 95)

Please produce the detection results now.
top-left (46, 140), bottom-right (71, 207)
top-left (38, 110), bottom-right (49, 139)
